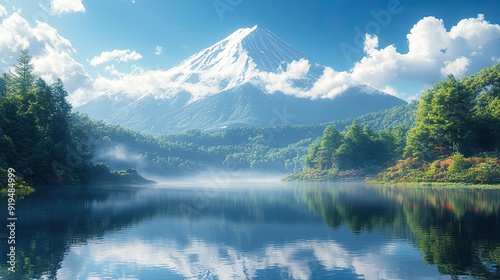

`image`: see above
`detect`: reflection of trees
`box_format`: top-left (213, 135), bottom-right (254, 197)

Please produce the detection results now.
top-left (298, 183), bottom-right (500, 279)
top-left (396, 187), bottom-right (500, 279)
top-left (0, 184), bottom-right (312, 279)
top-left (296, 182), bottom-right (408, 238)
top-left (0, 186), bottom-right (146, 279)
top-left (2, 182), bottom-right (500, 279)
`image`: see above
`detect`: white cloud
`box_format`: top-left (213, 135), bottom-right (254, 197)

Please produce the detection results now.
top-left (0, 5), bottom-right (7, 17)
top-left (257, 59), bottom-right (359, 99)
top-left (0, 13), bottom-right (91, 96)
top-left (260, 58), bottom-right (311, 95)
top-left (308, 67), bottom-right (357, 98)
top-left (380, 85), bottom-right (398, 96)
top-left (87, 14), bottom-right (500, 104)
top-left (348, 14), bottom-right (500, 100)
top-left (406, 16), bottom-right (450, 58)
top-left (2, 12), bottom-right (499, 107)
top-left (58, 236), bottom-right (447, 280)
top-left (90, 49), bottom-right (143, 66)
top-left (154, 45), bottom-right (163, 56)
top-left (32, 45), bottom-right (90, 92)
top-left (104, 64), bottom-right (125, 77)
top-left (440, 56), bottom-right (470, 77)
top-left (50, 0), bottom-right (86, 15)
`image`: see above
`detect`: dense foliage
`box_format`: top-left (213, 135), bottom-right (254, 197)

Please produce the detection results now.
top-left (405, 65), bottom-right (500, 159)
top-left (292, 63), bottom-right (500, 184)
top-left (379, 64), bottom-right (500, 184)
top-left (285, 122), bottom-right (408, 180)
top-left (0, 50), bottom-right (425, 183)
top-left (0, 50), bottom-right (149, 186)
top-left (382, 65), bottom-right (500, 184)
top-left (71, 101), bottom-right (416, 178)
top-left (377, 155), bottom-right (500, 184)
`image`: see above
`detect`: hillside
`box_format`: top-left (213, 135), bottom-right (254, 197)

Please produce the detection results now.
top-left (75, 101), bottom-right (417, 176)
top-left (0, 51), bottom-right (153, 187)
top-left (289, 63), bottom-right (500, 184)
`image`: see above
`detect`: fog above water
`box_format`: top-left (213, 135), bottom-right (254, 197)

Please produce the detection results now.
top-left (142, 170), bottom-right (290, 189)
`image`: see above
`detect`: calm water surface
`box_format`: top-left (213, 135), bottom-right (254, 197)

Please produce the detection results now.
top-left (1, 180), bottom-right (499, 279)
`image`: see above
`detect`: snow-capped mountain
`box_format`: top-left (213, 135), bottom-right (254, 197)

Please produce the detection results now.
top-left (77, 25), bottom-right (405, 134)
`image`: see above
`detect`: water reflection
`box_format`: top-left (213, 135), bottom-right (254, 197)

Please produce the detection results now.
top-left (0, 182), bottom-right (499, 279)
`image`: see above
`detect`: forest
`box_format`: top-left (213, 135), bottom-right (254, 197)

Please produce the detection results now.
top-left (292, 63), bottom-right (500, 184)
top-left (72, 101), bottom-right (415, 178)
top-left (0, 50), bottom-right (152, 188)
top-left (1, 50), bottom-right (498, 188)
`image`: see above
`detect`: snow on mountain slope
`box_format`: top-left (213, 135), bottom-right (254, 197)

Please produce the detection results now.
top-left (142, 25), bottom-right (324, 100)
top-left (76, 25), bottom-right (406, 134)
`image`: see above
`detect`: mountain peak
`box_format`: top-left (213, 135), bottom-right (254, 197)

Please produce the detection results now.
top-left (77, 25), bottom-right (406, 134)
top-left (154, 24), bottom-right (319, 99)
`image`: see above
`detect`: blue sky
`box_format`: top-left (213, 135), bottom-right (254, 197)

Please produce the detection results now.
top-left (1, 0), bottom-right (500, 104)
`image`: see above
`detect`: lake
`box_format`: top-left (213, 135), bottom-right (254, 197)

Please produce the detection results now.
top-left (1, 179), bottom-right (500, 279)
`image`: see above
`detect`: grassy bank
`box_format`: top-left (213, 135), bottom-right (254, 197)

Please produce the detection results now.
top-left (376, 155), bottom-right (500, 185)
top-left (285, 154), bottom-right (500, 188)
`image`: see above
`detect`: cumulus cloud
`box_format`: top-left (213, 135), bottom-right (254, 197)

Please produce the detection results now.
top-left (90, 49), bottom-right (143, 66)
top-left (440, 56), bottom-right (470, 77)
top-left (89, 14), bottom-right (500, 103)
top-left (260, 58), bottom-right (311, 95)
top-left (0, 13), bottom-right (91, 95)
top-left (50, 0), bottom-right (86, 15)
top-left (349, 14), bottom-right (500, 99)
top-left (257, 59), bottom-right (359, 99)
top-left (3, 12), bottom-right (500, 106)
top-left (259, 14), bottom-right (500, 100)
top-left (91, 70), bottom-right (169, 97)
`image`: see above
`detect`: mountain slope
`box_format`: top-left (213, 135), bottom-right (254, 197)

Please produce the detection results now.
top-left (77, 25), bottom-right (405, 134)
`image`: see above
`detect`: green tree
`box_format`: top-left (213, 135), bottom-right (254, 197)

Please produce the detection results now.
top-left (335, 121), bottom-right (371, 169)
top-left (0, 73), bottom-right (6, 96)
top-left (7, 49), bottom-right (36, 101)
top-left (405, 75), bottom-right (474, 160)
top-left (304, 141), bottom-right (321, 169)
top-left (316, 125), bottom-right (343, 170)
top-left (465, 63), bottom-right (500, 151)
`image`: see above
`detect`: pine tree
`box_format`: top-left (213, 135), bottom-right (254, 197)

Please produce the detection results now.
top-left (9, 49), bottom-right (36, 96)
top-left (317, 125), bottom-right (343, 170)
top-left (405, 75), bottom-right (474, 160)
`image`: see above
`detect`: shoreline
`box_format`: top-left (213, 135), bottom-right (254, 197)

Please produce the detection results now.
top-left (283, 172), bottom-right (500, 189)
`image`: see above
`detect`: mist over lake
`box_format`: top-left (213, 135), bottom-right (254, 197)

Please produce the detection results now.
top-left (1, 2), bottom-right (500, 280)
top-left (1, 180), bottom-right (499, 279)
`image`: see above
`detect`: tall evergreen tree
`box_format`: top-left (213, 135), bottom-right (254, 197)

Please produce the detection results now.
top-left (465, 63), bottom-right (500, 151)
top-left (317, 125), bottom-right (343, 170)
top-left (336, 121), bottom-right (370, 169)
top-left (8, 49), bottom-right (36, 96)
top-left (405, 75), bottom-right (474, 159)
